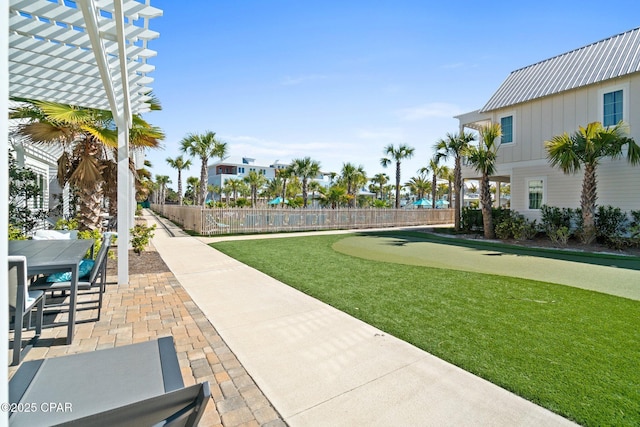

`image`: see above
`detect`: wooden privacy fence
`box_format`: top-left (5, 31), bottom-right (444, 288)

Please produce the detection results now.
top-left (151, 204), bottom-right (453, 236)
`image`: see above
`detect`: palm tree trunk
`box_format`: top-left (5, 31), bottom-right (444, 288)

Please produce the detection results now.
top-left (454, 158), bottom-right (462, 230)
top-left (431, 174), bottom-right (437, 209)
top-left (581, 163), bottom-right (598, 244)
top-left (395, 163), bottom-right (401, 209)
top-left (281, 179), bottom-right (288, 208)
top-left (200, 157), bottom-right (208, 206)
top-left (177, 170), bottom-right (183, 206)
top-left (302, 179), bottom-right (308, 208)
top-left (480, 174), bottom-right (494, 238)
top-left (78, 185), bottom-right (103, 232)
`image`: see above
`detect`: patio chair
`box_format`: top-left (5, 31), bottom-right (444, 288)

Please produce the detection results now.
top-left (30, 234), bottom-right (112, 323)
top-left (8, 256), bottom-right (44, 366)
top-left (9, 336), bottom-right (210, 426)
top-left (57, 382), bottom-right (211, 427)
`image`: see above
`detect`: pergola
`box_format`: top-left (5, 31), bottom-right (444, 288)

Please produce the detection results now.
top-left (2, 0), bottom-right (162, 414)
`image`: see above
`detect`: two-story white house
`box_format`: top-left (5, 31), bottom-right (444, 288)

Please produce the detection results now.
top-left (457, 27), bottom-right (640, 221)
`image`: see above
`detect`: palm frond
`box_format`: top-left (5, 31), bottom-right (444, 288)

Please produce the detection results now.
top-left (81, 125), bottom-right (118, 147)
top-left (68, 156), bottom-right (104, 190)
top-left (17, 122), bottom-right (74, 143)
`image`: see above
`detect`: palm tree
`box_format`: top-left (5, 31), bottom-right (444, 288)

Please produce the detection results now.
top-left (135, 160), bottom-right (154, 206)
top-left (155, 175), bottom-right (171, 205)
top-left (308, 180), bottom-right (322, 207)
top-left (290, 157), bottom-right (322, 208)
top-left (286, 176), bottom-right (302, 202)
top-left (10, 99), bottom-right (164, 231)
top-left (185, 176), bottom-right (200, 205)
top-left (276, 167), bottom-right (294, 208)
top-left (435, 131), bottom-right (476, 230)
top-left (465, 123), bottom-right (501, 239)
top-left (545, 121), bottom-right (640, 243)
top-left (370, 173), bottom-right (389, 200)
top-left (405, 173), bottom-right (431, 201)
top-left (340, 163), bottom-right (367, 208)
top-left (380, 143), bottom-right (415, 209)
top-left (439, 165), bottom-right (454, 206)
top-left (180, 131), bottom-right (227, 206)
top-left (224, 178), bottom-right (244, 203)
top-left (319, 185), bottom-right (348, 209)
top-left (425, 157), bottom-right (447, 209)
top-left (166, 155), bottom-right (192, 206)
top-left (244, 170), bottom-right (267, 207)
top-left (266, 176), bottom-right (284, 200)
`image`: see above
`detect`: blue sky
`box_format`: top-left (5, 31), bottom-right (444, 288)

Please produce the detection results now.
top-left (145, 0), bottom-right (640, 187)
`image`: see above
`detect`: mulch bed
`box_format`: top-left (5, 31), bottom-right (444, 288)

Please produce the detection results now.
top-left (105, 248), bottom-right (171, 276)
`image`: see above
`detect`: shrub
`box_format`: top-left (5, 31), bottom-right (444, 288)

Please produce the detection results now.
top-left (54, 218), bottom-right (79, 230)
top-left (130, 224), bottom-right (156, 255)
top-left (494, 221), bottom-right (512, 240)
top-left (461, 207), bottom-right (511, 234)
top-left (540, 205), bottom-right (577, 244)
top-left (493, 210), bottom-right (537, 241)
top-left (9, 225), bottom-right (26, 240)
top-left (595, 206), bottom-right (628, 241)
top-left (135, 204), bottom-right (143, 216)
top-left (461, 207), bottom-right (482, 232)
top-left (548, 226), bottom-right (571, 246)
top-left (78, 229), bottom-right (103, 259)
top-left (234, 198), bottom-right (250, 208)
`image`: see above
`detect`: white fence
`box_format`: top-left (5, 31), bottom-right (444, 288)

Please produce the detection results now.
top-left (150, 204), bottom-right (453, 236)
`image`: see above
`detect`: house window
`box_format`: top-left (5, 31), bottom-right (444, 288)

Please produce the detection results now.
top-left (603, 90), bottom-right (623, 126)
top-left (527, 179), bottom-right (544, 210)
top-left (500, 116), bottom-right (513, 143)
top-left (238, 167), bottom-right (244, 174)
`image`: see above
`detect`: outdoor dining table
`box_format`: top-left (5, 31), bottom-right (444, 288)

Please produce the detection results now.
top-left (8, 239), bottom-right (95, 345)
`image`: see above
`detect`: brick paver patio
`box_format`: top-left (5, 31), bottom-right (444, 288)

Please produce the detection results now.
top-left (8, 246), bottom-right (285, 427)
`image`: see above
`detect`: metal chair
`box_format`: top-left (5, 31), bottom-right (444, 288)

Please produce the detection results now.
top-left (8, 255), bottom-right (44, 366)
top-left (30, 234), bottom-right (112, 323)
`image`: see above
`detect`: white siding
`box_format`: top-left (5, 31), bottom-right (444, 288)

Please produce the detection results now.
top-left (508, 159), bottom-right (640, 222)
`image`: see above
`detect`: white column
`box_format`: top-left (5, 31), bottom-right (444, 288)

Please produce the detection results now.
top-left (1, 0), bottom-right (10, 418)
top-left (117, 126), bottom-right (131, 285)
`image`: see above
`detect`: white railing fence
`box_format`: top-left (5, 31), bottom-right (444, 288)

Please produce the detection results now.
top-left (150, 204), bottom-right (453, 235)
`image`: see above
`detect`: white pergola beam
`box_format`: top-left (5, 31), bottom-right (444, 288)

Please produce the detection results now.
top-left (1, 0), bottom-right (10, 420)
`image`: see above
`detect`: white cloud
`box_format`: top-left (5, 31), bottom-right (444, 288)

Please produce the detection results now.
top-left (280, 74), bottom-right (329, 86)
top-left (354, 128), bottom-right (404, 141)
top-left (396, 102), bottom-right (463, 121)
top-left (441, 62), bottom-right (466, 70)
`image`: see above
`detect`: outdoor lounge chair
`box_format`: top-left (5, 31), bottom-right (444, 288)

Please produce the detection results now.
top-left (9, 336), bottom-right (211, 426)
top-left (55, 382), bottom-right (211, 427)
top-left (30, 234), bottom-right (112, 323)
top-left (8, 256), bottom-right (44, 366)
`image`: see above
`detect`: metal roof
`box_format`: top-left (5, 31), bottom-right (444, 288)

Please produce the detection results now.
top-left (9, 0), bottom-right (161, 116)
top-left (480, 27), bottom-right (640, 113)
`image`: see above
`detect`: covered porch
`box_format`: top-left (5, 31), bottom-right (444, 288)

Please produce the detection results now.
top-left (455, 109), bottom-right (511, 209)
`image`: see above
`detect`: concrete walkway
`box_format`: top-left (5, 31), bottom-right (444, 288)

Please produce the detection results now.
top-left (146, 212), bottom-right (576, 426)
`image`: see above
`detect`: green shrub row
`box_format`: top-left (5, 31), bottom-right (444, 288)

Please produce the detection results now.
top-left (463, 205), bottom-right (640, 249)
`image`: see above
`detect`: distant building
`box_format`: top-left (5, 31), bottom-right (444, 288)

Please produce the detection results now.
top-left (207, 158), bottom-right (332, 202)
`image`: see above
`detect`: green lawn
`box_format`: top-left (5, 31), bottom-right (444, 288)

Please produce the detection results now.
top-left (211, 232), bottom-right (640, 427)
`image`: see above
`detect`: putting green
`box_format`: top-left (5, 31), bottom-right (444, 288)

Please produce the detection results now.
top-left (332, 235), bottom-right (640, 301)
